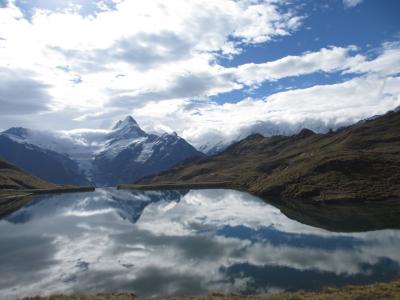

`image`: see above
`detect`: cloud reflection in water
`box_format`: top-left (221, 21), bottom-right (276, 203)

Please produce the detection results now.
top-left (0, 188), bottom-right (399, 298)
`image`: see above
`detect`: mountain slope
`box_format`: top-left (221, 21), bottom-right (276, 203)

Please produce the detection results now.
top-left (133, 110), bottom-right (400, 203)
top-left (0, 158), bottom-right (95, 219)
top-left (93, 117), bottom-right (204, 185)
top-left (0, 116), bottom-right (203, 186)
top-left (0, 159), bottom-right (58, 190)
top-left (0, 134), bottom-right (88, 185)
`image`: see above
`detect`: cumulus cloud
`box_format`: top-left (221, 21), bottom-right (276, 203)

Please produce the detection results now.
top-left (345, 42), bottom-right (400, 76)
top-left (133, 74), bottom-right (400, 150)
top-left (74, 44), bottom-right (400, 132)
top-left (232, 46), bottom-right (364, 85)
top-left (0, 0), bottom-right (304, 127)
top-left (106, 71), bottom-right (241, 108)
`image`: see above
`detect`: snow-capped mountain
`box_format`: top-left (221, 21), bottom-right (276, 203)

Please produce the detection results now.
top-left (93, 116), bottom-right (204, 185)
top-left (0, 133), bottom-right (88, 185)
top-left (0, 116), bottom-right (203, 186)
top-left (198, 140), bottom-right (231, 156)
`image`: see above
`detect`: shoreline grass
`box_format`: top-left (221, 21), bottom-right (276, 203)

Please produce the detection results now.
top-left (21, 278), bottom-right (400, 300)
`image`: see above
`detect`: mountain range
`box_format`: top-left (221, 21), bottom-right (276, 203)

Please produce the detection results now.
top-left (132, 109), bottom-right (400, 203)
top-left (0, 117), bottom-right (203, 186)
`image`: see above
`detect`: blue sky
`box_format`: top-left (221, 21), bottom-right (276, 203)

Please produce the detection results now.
top-left (0, 0), bottom-right (399, 149)
top-left (214, 0), bottom-right (400, 103)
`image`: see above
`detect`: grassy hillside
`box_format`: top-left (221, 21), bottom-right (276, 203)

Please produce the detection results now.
top-left (0, 159), bottom-right (59, 190)
top-left (131, 110), bottom-right (400, 203)
top-left (0, 159), bottom-right (94, 218)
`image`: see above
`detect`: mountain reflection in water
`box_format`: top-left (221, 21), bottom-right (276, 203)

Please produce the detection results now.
top-left (0, 188), bottom-right (399, 298)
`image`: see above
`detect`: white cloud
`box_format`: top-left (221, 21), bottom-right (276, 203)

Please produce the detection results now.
top-left (133, 74), bottom-right (400, 150)
top-left (0, 0), bottom-right (399, 151)
top-left (0, 0), bottom-right (303, 121)
top-left (345, 42), bottom-right (400, 76)
top-left (343, 0), bottom-right (364, 8)
top-left (74, 43), bottom-right (399, 134)
top-left (232, 46), bottom-right (364, 85)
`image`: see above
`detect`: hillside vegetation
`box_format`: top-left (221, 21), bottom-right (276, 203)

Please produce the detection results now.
top-left (130, 110), bottom-right (400, 203)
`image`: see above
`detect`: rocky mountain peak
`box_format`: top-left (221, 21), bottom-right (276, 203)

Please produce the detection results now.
top-left (109, 116), bottom-right (147, 141)
top-left (112, 116), bottom-right (139, 130)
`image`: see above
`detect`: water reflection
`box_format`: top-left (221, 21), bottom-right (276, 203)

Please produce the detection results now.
top-left (0, 188), bottom-right (399, 298)
top-left (269, 199), bottom-right (400, 232)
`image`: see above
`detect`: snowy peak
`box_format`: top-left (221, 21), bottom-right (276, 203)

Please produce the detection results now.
top-left (112, 116), bottom-right (139, 130)
top-left (0, 118), bottom-right (202, 186)
top-left (108, 116), bottom-right (147, 141)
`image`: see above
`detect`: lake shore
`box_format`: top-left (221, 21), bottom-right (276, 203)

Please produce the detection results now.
top-left (21, 278), bottom-right (400, 300)
top-left (117, 181), bottom-right (400, 204)
top-left (118, 183), bottom-right (400, 232)
top-left (117, 182), bottom-right (232, 190)
top-left (0, 186), bottom-right (95, 218)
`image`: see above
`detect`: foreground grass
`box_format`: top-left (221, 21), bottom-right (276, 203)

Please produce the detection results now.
top-left (23, 279), bottom-right (400, 300)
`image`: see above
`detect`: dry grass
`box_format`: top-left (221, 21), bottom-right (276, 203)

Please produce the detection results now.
top-left (22, 279), bottom-right (400, 300)
top-left (0, 159), bottom-right (59, 190)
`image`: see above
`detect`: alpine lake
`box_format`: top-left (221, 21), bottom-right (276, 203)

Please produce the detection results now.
top-left (1, 188), bottom-right (400, 298)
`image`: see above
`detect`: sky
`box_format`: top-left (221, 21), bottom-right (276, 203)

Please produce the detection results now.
top-left (0, 0), bottom-right (399, 148)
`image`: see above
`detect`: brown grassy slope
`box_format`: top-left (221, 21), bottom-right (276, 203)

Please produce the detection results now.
top-left (0, 159), bottom-right (59, 190)
top-left (135, 110), bottom-right (400, 202)
top-left (21, 278), bottom-right (400, 300)
top-left (0, 159), bottom-right (59, 218)
top-left (0, 159), bottom-right (95, 219)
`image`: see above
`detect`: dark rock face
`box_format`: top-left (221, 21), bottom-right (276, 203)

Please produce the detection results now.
top-left (0, 135), bottom-right (88, 185)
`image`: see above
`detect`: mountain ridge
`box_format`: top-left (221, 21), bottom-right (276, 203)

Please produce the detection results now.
top-left (0, 134), bottom-right (88, 185)
top-left (131, 109), bottom-right (400, 203)
top-left (0, 116), bottom-right (203, 186)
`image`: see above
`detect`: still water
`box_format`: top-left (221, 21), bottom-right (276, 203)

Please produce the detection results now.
top-left (0, 188), bottom-right (399, 298)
